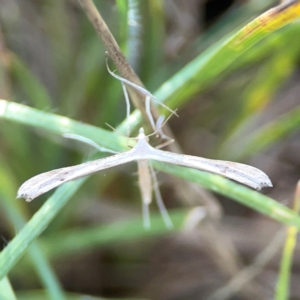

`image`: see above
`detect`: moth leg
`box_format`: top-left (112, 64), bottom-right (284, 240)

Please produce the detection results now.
top-left (149, 162), bottom-right (173, 229)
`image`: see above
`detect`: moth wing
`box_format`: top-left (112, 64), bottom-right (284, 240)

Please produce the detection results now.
top-left (149, 148), bottom-right (272, 190)
top-left (18, 149), bottom-right (137, 201)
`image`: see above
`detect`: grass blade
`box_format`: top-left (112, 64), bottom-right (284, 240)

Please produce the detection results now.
top-left (0, 154), bottom-right (65, 300)
top-left (153, 161), bottom-right (300, 229)
top-left (275, 181), bottom-right (300, 300)
top-left (0, 277), bottom-right (17, 300)
top-left (0, 178), bottom-right (86, 280)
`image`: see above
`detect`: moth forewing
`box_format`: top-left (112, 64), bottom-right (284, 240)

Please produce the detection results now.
top-left (17, 148), bottom-right (138, 202)
top-left (146, 147), bottom-right (272, 190)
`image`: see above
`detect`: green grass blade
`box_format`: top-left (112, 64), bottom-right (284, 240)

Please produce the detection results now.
top-left (220, 24), bottom-right (300, 78)
top-left (10, 54), bottom-right (52, 109)
top-left (230, 105), bottom-right (300, 160)
top-left (126, 0), bottom-right (143, 71)
top-left (38, 209), bottom-right (189, 261)
top-left (60, 38), bottom-right (105, 115)
top-left (0, 178), bottom-right (86, 280)
top-left (141, 0), bottom-right (164, 87)
top-left (275, 182), bottom-right (300, 300)
top-left (116, 0), bottom-right (128, 49)
top-left (0, 154), bottom-right (65, 300)
top-left (26, 244), bottom-right (65, 300)
top-left (0, 277), bottom-right (17, 300)
top-left (276, 227), bottom-right (297, 300)
top-left (155, 6), bottom-right (300, 109)
top-left (17, 290), bottom-right (141, 300)
top-left (119, 19), bottom-right (300, 133)
top-left (153, 161), bottom-right (300, 229)
top-left (216, 47), bottom-right (298, 156)
top-left (0, 99), bottom-right (127, 152)
top-left (43, 0), bottom-right (73, 81)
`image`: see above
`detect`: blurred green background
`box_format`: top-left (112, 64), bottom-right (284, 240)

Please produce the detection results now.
top-left (1, 0), bottom-right (300, 299)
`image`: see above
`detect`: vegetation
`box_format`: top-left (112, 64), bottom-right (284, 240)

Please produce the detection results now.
top-left (0, 1), bottom-right (300, 299)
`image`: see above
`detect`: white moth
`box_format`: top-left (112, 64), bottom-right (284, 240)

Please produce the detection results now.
top-left (63, 131), bottom-right (172, 229)
top-left (18, 128), bottom-right (272, 205)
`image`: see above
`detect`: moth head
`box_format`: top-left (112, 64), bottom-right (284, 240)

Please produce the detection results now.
top-left (138, 128), bottom-right (149, 142)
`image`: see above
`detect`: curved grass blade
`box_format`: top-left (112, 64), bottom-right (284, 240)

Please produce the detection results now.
top-left (230, 105), bottom-right (300, 160)
top-left (23, 209), bottom-right (189, 263)
top-left (0, 154), bottom-right (65, 299)
top-left (0, 99), bottom-right (127, 153)
top-left (153, 162), bottom-right (300, 229)
top-left (0, 277), bottom-right (17, 300)
top-left (275, 181), bottom-right (300, 300)
top-left (118, 5), bottom-right (300, 133)
top-left (159, 3), bottom-right (300, 109)
top-left (0, 178), bottom-right (87, 281)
